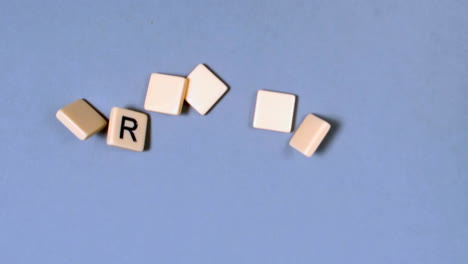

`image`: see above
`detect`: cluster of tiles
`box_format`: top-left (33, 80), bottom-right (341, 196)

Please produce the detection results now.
top-left (253, 90), bottom-right (331, 157)
top-left (57, 64), bottom-right (330, 157)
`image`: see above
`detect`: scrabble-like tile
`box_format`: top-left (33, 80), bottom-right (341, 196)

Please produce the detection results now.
top-left (252, 90), bottom-right (296, 133)
top-left (56, 99), bottom-right (107, 140)
top-left (107, 107), bottom-right (148, 152)
top-left (289, 114), bottom-right (330, 157)
top-left (144, 73), bottom-right (188, 115)
top-left (185, 64), bottom-right (228, 115)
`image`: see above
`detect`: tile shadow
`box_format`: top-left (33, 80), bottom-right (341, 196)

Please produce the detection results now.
top-left (291, 95), bottom-right (299, 132)
top-left (200, 64), bottom-right (230, 115)
top-left (248, 90), bottom-right (258, 127)
top-left (180, 101), bottom-right (191, 115)
top-left (314, 114), bottom-right (342, 155)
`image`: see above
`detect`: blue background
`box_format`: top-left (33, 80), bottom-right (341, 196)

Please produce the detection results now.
top-left (1, 0), bottom-right (467, 263)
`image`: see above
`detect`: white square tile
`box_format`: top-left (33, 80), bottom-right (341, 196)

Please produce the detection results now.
top-left (253, 90), bottom-right (296, 133)
top-left (186, 64), bottom-right (228, 115)
top-left (144, 73), bottom-right (187, 115)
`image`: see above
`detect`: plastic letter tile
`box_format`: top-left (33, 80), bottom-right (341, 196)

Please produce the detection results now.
top-left (107, 107), bottom-right (148, 152)
top-left (144, 73), bottom-right (187, 115)
top-left (252, 90), bottom-right (296, 133)
top-left (185, 64), bottom-right (228, 115)
top-left (56, 99), bottom-right (107, 140)
top-left (289, 114), bottom-right (330, 157)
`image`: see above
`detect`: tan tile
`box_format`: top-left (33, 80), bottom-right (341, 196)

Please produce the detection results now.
top-left (252, 90), bottom-right (296, 133)
top-left (185, 64), bottom-right (228, 115)
top-left (107, 107), bottom-right (148, 152)
top-left (144, 73), bottom-right (187, 115)
top-left (289, 114), bottom-right (330, 157)
top-left (56, 99), bottom-right (107, 140)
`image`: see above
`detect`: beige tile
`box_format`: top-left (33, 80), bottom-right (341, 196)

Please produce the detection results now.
top-left (252, 90), bottom-right (296, 133)
top-left (186, 64), bottom-right (228, 115)
top-left (289, 114), bottom-right (330, 157)
top-left (107, 107), bottom-right (148, 152)
top-left (144, 73), bottom-right (187, 115)
top-left (56, 99), bottom-right (107, 140)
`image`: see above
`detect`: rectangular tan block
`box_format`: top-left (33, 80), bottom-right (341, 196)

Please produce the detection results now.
top-left (144, 73), bottom-right (187, 115)
top-left (107, 107), bottom-right (148, 152)
top-left (253, 90), bottom-right (296, 133)
top-left (56, 99), bottom-right (107, 140)
top-left (289, 114), bottom-right (330, 157)
top-left (185, 64), bottom-right (228, 115)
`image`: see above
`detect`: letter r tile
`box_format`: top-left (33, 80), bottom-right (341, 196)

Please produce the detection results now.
top-left (107, 107), bottom-right (148, 152)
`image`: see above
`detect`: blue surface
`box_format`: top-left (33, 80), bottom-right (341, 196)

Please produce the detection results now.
top-left (1, 0), bottom-right (467, 263)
